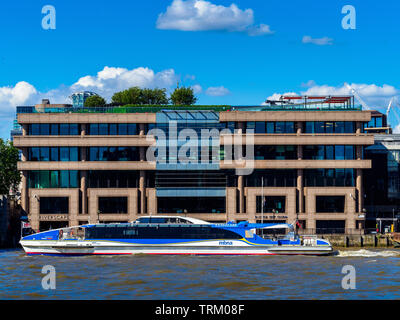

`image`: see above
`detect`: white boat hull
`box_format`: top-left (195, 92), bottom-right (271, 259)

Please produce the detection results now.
top-left (20, 240), bottom-right (334, 256)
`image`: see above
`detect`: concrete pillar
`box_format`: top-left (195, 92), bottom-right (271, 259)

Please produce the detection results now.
top-left (356, 169), bottom-right (363, 213)
top-left (296, 121), bottom-right (303, 135)
top-left (297, 169), bottom-right (304, 214)
top-left (22, 124), bottom-right (27, 136)
top-left (139, 171), bottom-right (146, 214)
top-left (80, 171), bottom-right (87, 215)
top-left (21, 171), bottom-right (29, 216)
top-left (139, 123), bottom-right (146, 136)
top-left (238, 175), bottom-right (244, 214)
top-left (356, 122), bottom-right (362, 134)
top-left (80, 123), bottom-right (86, 136)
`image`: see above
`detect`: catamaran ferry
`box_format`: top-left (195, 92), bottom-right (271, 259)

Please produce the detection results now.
top-left (20, 216), bottom-right (334, 256)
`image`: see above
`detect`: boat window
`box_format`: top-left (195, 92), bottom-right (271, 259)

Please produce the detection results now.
top-left (85, 225), bottom-right (241, 240)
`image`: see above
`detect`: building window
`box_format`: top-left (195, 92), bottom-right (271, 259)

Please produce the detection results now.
top-left (256, 196), bottom-right (286, 213)
top-left (316, 220), bottom-right (345, 234)
top-left (40, 197), bottom-right (69, 214)
top-left (87, 123), bottom-right (140, 135)
top-left (158, 197), bottom-right (226, 214)
top-left (98, 197), bottom-right (128, 214)
top-left (87, 147), bottom-right (139, 161)
top-left (29, 171), bottom-right (79, 188)
top-left (304, 122), bottom-right (355, 133)
top-left (316, 196), bottom-right (345, 213)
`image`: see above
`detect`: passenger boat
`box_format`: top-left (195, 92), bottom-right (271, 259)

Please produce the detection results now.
top-left (20, 216), bottom-right (334, 256)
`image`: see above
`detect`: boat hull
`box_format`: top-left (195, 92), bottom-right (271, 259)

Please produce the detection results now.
top-left (21, 240), bottom-right (334, 256)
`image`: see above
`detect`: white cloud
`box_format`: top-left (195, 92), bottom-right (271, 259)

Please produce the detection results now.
top-left (191, 84), bottom-right (203, 94)
top-left (156, 0), bottom-right (273, 36)
top-left (302, 35), bottom-right (333, 46)
top-left (205, 86), bottom-right (231, 96)
top-left (0, 81), bottom-right (38, 117)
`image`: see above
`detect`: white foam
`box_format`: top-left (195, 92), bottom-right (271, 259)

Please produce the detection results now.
top-left (337, 249), bottom-right (400, 257)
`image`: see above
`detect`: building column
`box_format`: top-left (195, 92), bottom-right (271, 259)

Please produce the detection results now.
top-left (21, 171), bottom-right (29, 216)
top-left (356, 169), bottom-right (363, 214)
top-left (80, 171), bottom-right (87, 215)
top-left (297, 169), bottom-right (304, 214)
top-left (139, 171), bottom-right (146, 214)
top-left (238, 175), bottom-right (244, 214)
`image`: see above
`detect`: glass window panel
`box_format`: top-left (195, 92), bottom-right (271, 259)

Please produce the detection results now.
top-left (315, 122), bottom-right (325, 133)
top-left (60, 124), bottom-right (69, 135)
top-left (335, 122), bottom-right (345, 133)
top-left (40, 147), bottom-right (50, 161)
top-left (50, 124), bottom-right (59, 135)
top-left (285, 122), bottom-right (294, 133)
top-left (30, 148), bottom-right (40, 161)
top-left (375, 117), bottom-right (383, 127)
top-left (60, 147), bottom-right (70, 161)
top-left (99, 147), bottom-right (108, 161)
top-left (275, 122), bottom-right (285, 134)
top-left (255, 122), bottom-right (266, 134)
top-left (118, 123), bottom-right (128, 135)
top-left (326, 169), bottom-right (335, 186)
top-left (305, 122), bottom-right (314, 133)
top-left (99, 124), bottom-right (108, 135)
top-left (40, 124), bottom-right (50, 135)
top-left (335, 169), bottom-right (345, 186)
top-left (50, 171), bottom-right (59, 188)
top-left (335, 145), bottom-right (345, 160)
top-left (344, 122), bottom-right (354, 133)
top-left (128, 124), bottom-right (137, 135)
top-left (69, 171), bottom-right (78, 188)
top-left (50, 148), bottom-right (59, 161)
top-left (316, 146), bottom-right (325, 160)
top-left (69, 147), bottom-right (78, 161)
top-left (60, 171), bottom-right (69, 188)
top-left (345, 146), bottom-right (354, 160)
top-left (109, 124), bottom-right (118, 135)
top-left (266, 122), bottom-right (274, 134)
top-left (246, 122), bottom-right (255, 131)
top-left (69, 124), bottom-right (79, 135)
top-left (30, 124), bottom-right (40, 135)
top-left (325, 146), bottom-right (334, 160)
top-left (40, 171), bottom-right (50, 188)
top-left (89, 124), bottom-right (99, 135)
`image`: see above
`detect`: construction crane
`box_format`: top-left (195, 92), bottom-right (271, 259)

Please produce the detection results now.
top-left (386, 96), bottom-right (400, 133)
top-left (344, 82), bottom-right (371, 110)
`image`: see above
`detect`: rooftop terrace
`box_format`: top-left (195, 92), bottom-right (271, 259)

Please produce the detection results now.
top-left (16, 95), bottom-right (362, 114)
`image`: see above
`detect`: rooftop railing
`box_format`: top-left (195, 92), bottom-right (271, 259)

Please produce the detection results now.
top-left (16, 103), bottom-right (362, 114)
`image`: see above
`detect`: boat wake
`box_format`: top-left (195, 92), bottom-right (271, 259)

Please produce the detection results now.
top-left (336, 249), bottom-right (400, 258)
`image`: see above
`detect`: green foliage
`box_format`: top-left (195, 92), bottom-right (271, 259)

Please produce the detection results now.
top-left (0, 139), bottom-right (21, 195)
top-left (84, 95), bottom-right (106, 107)
top-left (111, 87), bottom-right (168, 105)
top-left (170, 86), bottom-right (197, 105)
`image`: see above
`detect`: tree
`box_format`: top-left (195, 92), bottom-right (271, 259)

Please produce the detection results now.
top-left (141, 88), bottom-right (168, 105)
top-left (0, 139), bottom-right (21, 195)
top-left (112, 87), bottom-right (142, 105)
top-left (170, 86), bottom-right (197, 105)
top-left (84, 95), bottom-right (106, 107)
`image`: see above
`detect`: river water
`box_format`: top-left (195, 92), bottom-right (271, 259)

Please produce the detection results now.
top-left (0, 248), bottom-right (399, 300)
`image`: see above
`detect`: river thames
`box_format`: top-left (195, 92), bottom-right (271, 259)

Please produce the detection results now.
top-left (0, 248), bottom-right (399, 299)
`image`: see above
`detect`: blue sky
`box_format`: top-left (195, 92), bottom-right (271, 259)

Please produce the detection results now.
top-left (0, 0), bottom-right (399, 139)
